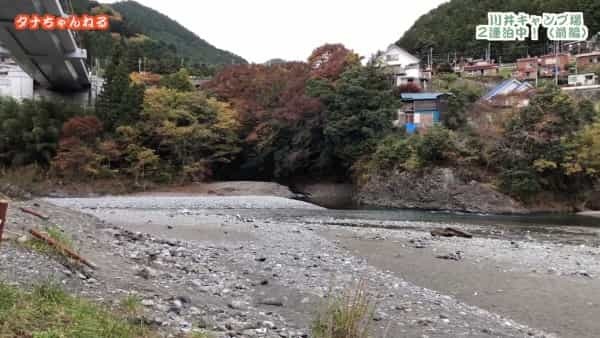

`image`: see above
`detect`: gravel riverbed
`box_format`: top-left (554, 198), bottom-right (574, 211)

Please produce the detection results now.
top-left (3, 195), bottom-right (597, 337)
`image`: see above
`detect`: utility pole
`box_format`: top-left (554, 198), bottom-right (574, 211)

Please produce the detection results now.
top-left (429, 47), bottom-right (433, 71)
top-left (555, 41), bottom-right (559, 86)
top-left (138, 58), bottom-right (142, 73)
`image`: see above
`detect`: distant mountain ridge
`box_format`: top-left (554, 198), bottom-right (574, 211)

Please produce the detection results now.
top-left (397, 0), bottom-right (600, 62)
top-left (109, 1), bottom-right (246, 65)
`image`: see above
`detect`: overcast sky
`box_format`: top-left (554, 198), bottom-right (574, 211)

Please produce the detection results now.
top-left (103, 0), bottom-right (448, 63)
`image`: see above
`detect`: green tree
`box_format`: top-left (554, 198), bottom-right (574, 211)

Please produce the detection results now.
top-left (495, 85), bottom-right (594, 199)
top-left (370, 134), bottom-right (414, 170)
top-left (308, 64), bottom-right (398, 171)
top-left (134, 87), bottom-right (241, 181)
top-left (563, 122), bottom-right (600, 179)
top-left (95, 44), bottom-right (144, 132)
top-left (443, 89), bottom-right (469, 130)
top-left (0, 98), bottom-right (82, 166)
top-left (415, 126), bottom-right (457, 164)
top-left (125, 144), bottom-right (160, 186)
top-left (160, 68), bottom-right (194, 91)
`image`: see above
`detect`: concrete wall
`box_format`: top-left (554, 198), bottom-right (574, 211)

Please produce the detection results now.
top-left (0, 64), bottom-right (34, 100)
top-left (563, 86), bottom-right (600, 101)
top-left (34, 75), bottom-right (103, 106)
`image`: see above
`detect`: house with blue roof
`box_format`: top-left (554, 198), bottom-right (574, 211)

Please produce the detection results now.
top-left (397, 92), bottom-right (449, 134)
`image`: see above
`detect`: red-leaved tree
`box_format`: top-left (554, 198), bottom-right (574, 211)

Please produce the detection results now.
top-left (307, 43), bottom-right (360, 81)
top-left (52, 116), bottom-right (106, 178)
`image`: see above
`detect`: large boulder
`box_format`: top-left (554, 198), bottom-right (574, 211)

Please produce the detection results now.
top-left (585, 191), bottom-right (600, 211)
top-left (292, 182), bottom-right (355, 209)
top-left (355, 167), bottom-right (526, 214)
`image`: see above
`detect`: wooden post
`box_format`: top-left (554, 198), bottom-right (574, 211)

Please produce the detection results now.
top-left (0, 201), bottom-right (8, 244)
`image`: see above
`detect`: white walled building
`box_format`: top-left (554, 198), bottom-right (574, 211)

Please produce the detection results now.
top-left (1, 46), bottom-right (104, 105)
top-left (0, 54), bottom-right (34, 100)
top-left (378, 44), bottom-right (429, 88)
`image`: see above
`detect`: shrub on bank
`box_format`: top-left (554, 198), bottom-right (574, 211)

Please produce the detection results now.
top-left (312, 283), bottom-right (373, 338)
top-left (366, 126), bottom-right (458, 173)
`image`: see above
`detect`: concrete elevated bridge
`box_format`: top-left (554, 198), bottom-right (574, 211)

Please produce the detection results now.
top-left (0, 0), bottom-right (90, 91)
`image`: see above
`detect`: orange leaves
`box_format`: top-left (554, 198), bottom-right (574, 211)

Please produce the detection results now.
top-left (203, 62), bottom-right (318, 132)
top-left (52, 116), bottom-right (106, 178)
top-left (308, 43), bottom-right (360, 81)
top-left (61, 116), bottom-right (103, 141)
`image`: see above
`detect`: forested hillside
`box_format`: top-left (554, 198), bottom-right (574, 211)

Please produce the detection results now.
top-left (397, 0), bottom-right (600, 61)
top-left (110, 1), bottom-right (246, 65)
top-left (71, 0), bottom-right (245, 75)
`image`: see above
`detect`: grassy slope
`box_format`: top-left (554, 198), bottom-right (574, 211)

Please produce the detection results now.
top-left (0, 283), bottom-right (153, 338)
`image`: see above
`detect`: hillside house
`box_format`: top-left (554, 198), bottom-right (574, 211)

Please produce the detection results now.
top-left (568, 73), bottom-right (597, 87)
top-left (538, 53), bottom-right (570, 78)
top-left (515, 57), bottom-right (539, 80)
top-left (575, 51), bottom-right (600, 70)
top-left (462, 59), bottom-right (499, 77)
top-left (379, 44), bottom-right (430, 89)
top-left (565, 34), bottom-right (600, 55)
top-left (396, 92), bottom-right (448, 134)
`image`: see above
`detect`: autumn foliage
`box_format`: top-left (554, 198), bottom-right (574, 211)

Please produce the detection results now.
top-left (203, 43), bottom-right (396, 178)
top-left (61, 116), bottom-right (103, 141)
top-left (52, 116), bottom-right (105, 178)
top-left (308, 44), bottom-right (360, 81)
top-left (6, 42), bottom-right (399, 186)
top-left (203, 62), bottom-right (322, 140)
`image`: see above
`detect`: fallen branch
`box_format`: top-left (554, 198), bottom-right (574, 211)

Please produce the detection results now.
top-left (430, 227), bottom-right (473, 238)
top-left (20, 207), bottom-right (49, 220)
top-left (436, 251), bottom-right (463, 261)
top-left (29, 229), bottom-right (96, 270)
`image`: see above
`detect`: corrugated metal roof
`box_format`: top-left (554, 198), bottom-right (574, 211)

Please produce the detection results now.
top-left (482, 79), bottom-right (534, 101)
top-left (515, 82), bottom-right (534, 92)
top-left (401, 92), bottom-right (447, 100)
top-left (482, 80), bottom-right (517, 100)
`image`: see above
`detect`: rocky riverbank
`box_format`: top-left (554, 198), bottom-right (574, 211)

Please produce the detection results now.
top-left (356, 167), bottom-right (528, 214)
top-left (5, 195), bottom-right (597, 337)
